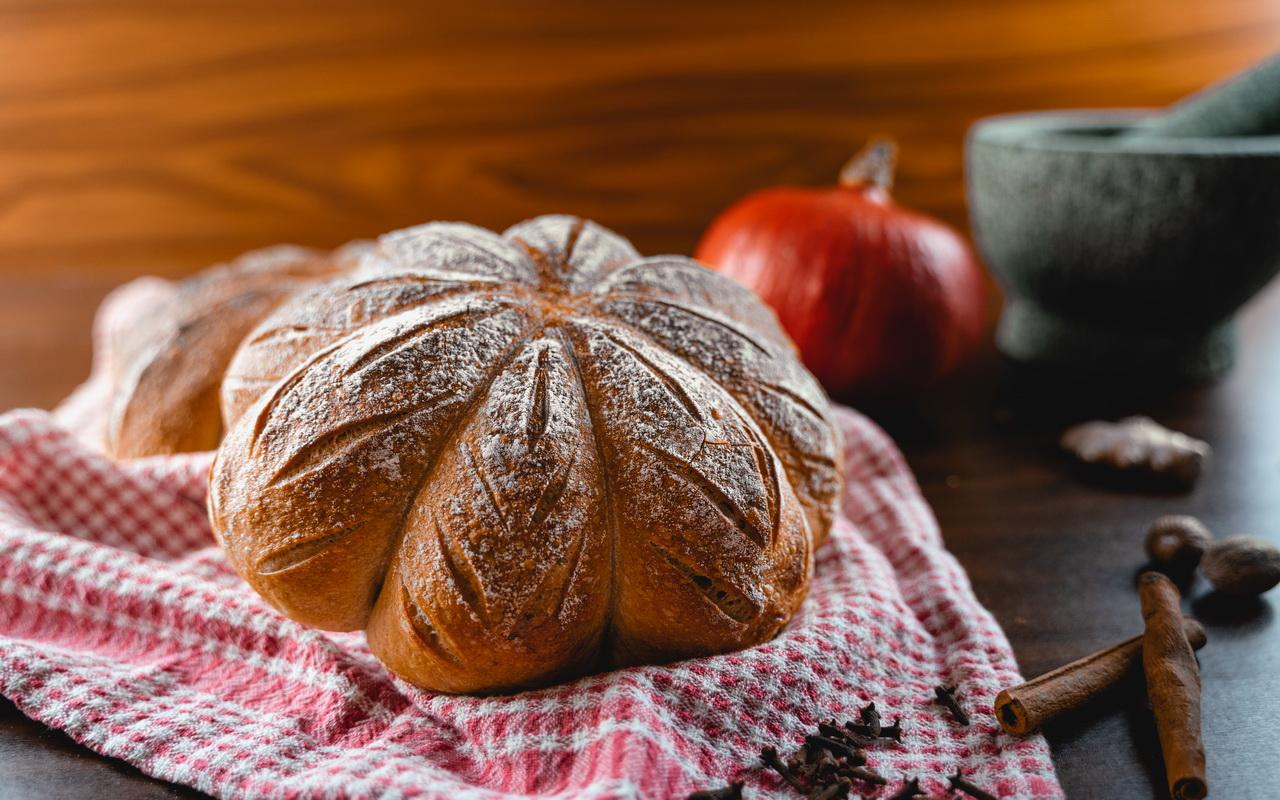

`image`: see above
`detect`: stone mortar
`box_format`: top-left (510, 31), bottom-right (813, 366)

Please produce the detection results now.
top-left (967, 111), bottom-right (1280, 380)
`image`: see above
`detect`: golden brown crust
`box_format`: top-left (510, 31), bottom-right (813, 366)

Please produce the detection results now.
top-left (104, 243), bottom-right (364, 457)
top-left (210, 215), bottom-right (841, 693)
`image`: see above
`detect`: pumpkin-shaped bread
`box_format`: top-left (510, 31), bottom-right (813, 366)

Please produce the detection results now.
top-left (210, 215), bottom-right (841, 693)
top-left (104, 243), bottom-right (365, 457)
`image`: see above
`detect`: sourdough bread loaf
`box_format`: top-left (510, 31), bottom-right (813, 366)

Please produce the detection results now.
top-left (104, 243), bottom-right (364, 457)
top-left (210, 216), bottom-right (841, 693)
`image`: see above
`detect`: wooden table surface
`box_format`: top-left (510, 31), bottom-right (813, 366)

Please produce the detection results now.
top-left (891, 288), bottom-right (1280, 799)
top-left (4, 278), bottom-right (1279, 799)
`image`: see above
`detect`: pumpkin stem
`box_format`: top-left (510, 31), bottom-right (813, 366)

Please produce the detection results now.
top-left (839, 138), bottom-right (897, 192)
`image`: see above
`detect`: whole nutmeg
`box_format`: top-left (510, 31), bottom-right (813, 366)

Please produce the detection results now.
top-left (1201, 536), bottom-right (1280, 596)
top-left (1144, 515), bottom-right (1213, 569)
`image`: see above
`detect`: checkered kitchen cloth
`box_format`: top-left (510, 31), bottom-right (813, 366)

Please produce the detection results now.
top-left (0, 280), bottom-right (1061, 799)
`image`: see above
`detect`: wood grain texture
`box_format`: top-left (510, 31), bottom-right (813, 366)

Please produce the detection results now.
top-left (2, 0), bottom-right (1279, 284)
top-left (3, 1), bottom-right (1280, 797)
top-left (0, 0), bottom-right (1277, 411)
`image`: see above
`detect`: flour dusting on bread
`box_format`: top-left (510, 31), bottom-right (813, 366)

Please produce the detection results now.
top-left (210, 215), bottom-right (842, 693)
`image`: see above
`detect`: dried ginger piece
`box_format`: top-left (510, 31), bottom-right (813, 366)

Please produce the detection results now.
top-left (1061, 416), bottom-right (1210, 487)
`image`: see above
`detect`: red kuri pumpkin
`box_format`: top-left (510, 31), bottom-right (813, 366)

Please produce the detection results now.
top-left (695, 141), bottom-right (987, 402)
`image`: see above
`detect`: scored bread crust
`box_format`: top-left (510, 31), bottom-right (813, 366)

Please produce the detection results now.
top-left (104, 243), bottom-right (365, 457)
top-left (210, 215), bottom-right (841, 693)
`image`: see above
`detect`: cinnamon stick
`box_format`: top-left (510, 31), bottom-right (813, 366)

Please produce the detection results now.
top-left (1139, 571), bottom-right (1207, 800)
top-left (994, 616), bottom-right (1206, 736)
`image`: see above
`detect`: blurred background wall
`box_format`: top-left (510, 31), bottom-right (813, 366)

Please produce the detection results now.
top-left (3, 0), bottom-right (1279, 405)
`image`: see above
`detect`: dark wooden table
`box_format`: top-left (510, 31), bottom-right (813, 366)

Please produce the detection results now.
top-left (890, 285), bottom-right (1280, 799)
top-left (3, 280), bottom-right (1278, 799)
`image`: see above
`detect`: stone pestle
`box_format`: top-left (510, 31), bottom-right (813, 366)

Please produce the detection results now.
top-left (1123, 51), bottom-right (1280, 139)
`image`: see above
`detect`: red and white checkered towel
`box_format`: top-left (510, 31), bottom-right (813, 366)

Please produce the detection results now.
top-left (0, 280), bottom-right (1061, 799)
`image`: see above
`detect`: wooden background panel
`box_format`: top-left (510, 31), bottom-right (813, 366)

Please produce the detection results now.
top-left (2, 0), bottom-right (1279, 280)
top-left (1, 0), bottom-right (1279, 410)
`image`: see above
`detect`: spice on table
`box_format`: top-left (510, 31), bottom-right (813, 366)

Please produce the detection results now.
top-left (839, 765), bottom-right (887, 786)
top-left (807, 749), bottom-right (839, 783)
top-left (858, 702), bottom-right (881, 738)
top-left (805, 734), bottom-right (861, 762)
top-left (730, 708), bottom-right (904, 796)
top-left (786, 749), bottom-right (808, 775)
top-left (1139, 572), bottom-right (1208, 800)
top-left (933, 685), bottom-right (970, 725)
top-left (762, 745), bottom-right (808, 791)
top-left (807, 777), bottom-right (851, 800)
top-left (687, 782), bottom-right (744, 800)
top-left (948, 771), bottom-right (998, 800)
top-left (817, 721), bottom-right (868, 752)
top-left (843, 717), bottom-right (904, 742)
top-left (1145, 515), bottom-right (1213, 571)
top-left (994, 615), bottom-right (1207, 736)
top-left (1060, 416), bottom-right (1210, 488)
top-left (1201, 535), bottom-right (1280, 596)
top-left (885, 777), bottom-right (924, 800)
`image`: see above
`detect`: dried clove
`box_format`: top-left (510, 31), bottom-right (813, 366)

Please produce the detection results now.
top-left (886, 777), bottom-right (924, 800)
top-left (687, 781), bottom-right (744, 800)
top-left (858, 702), bottom-right (881, 738)
top-left (787, 747), bottom-right (811, 774)
top-left (811, 750), bottom-right (839, 781)
top-left (844, 718), bottom-right (903, 742)
top-left (840, 766), bottom-right (887, 786)
top-left (818, 721), bottom-right (866, 748)
top-left (791, 745), bottom-right (841, 786)
top-left (807, 778), bottom-right (852, 800)
top-left (715, 704), bottom-right (905, 798)
top-left (813, 725), bottom-right (867, 764)
top-left (948, 772), bottom-right (997, 800)
top-left (762, 745), bottom-right (808, 791)
top-left (933, 685), bottom-right (970, 726)
top-left (805, 734), bottom-right (860, 762)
